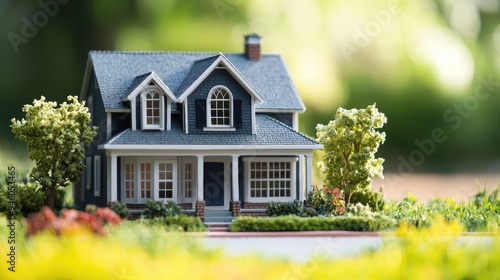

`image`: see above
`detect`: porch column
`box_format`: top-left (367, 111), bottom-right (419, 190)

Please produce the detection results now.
top-left (231, 155), bottom-right (239, 201)
top-left (110, 154), bottom-right (118, 202)
top-left (196, 155), bottom-right (204, 201)
top-left (305, 154), bottom-right (313, 195)
top-left (298, 155), bottom-right (305, 202)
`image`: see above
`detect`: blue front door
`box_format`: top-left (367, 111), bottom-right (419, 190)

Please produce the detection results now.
top-left (204, 162), bottom-right (224, 206)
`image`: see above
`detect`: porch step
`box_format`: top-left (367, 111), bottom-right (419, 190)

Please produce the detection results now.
top-left (206, 223), bottom-right (231, 232)
top-left (204, 210), bottom-right (234, 224)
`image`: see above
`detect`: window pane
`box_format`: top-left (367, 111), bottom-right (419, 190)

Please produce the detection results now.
top-left (250, 161), bottom-right (292, 199)
top-left (209, 87), bottom-right (231, 126)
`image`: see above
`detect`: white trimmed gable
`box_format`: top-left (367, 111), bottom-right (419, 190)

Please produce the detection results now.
top-left (122, 71), bottom-right (176, 102)
top-left (122, 72), bottom-right (174, 132)
top-left (177, 54), bottom-right (264, 103)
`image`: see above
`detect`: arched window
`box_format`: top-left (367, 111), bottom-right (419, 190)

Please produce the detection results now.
top-left (141, 87), bottom-right (164, 130)
top-left (208, 86), bottom-right (232, 127)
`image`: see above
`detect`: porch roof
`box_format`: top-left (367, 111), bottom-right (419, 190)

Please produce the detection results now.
top-left (100, 114), bottom-right (321, 150)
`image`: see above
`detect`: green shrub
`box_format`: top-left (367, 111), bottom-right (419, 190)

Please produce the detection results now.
top-left (143, 200), bottom-right (183, 219)
top-left (140, 216), bottom-right (207, 232)
top-left (306, 186), bottom-right (343, 215)
top-left (111, 201), bottom-right (130, 219)
top-left (0, 182), bottom-right (45, 217)
top-left (230, 215), bottom-right (396, 232)
top-left (266, 200), bottom-right (315, 217)
top-left (346, 203), bottom-right (373, 217)
top-left (349, 187), bottom-right (385, 211)
top-left (0, 169), bottom-right (67, 216)
top-left (382, 188), bottom-right (500, 231)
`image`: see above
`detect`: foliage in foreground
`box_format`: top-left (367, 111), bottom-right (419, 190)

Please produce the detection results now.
top-left (383, 189), bottom-right (500, 231)
top-left (26, 206), bottom-right (121, 236)
top-left (1, 216), bottom-right (499, 279)
top-left (230, 214), bottom-right (396, 232)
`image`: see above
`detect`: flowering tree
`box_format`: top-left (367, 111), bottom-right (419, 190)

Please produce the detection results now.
top-left (316, 104), bottom-right (386, 205)
top-left (11, 96), bottom-right (97, 209)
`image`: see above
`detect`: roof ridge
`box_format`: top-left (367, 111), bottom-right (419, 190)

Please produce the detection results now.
top-left (193, 53), bottom-right (222, 63)
top-left (259, 114), bottom-right (318, 143)
top-left (88, 50), bottom-right (282, 57)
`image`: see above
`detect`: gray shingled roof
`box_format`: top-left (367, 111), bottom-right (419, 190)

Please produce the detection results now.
top-left (103, 114), bottom-right (319, 148)
top-left (89, 51), bottom-right (305, 111)
top-left (175, 55), bottom-right (220, 96)
top-left (125, 72), bottom-right (151, 96)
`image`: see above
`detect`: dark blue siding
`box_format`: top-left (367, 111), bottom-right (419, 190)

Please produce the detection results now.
top-left (111, 113), bottom-right (131, 137)
top-left (263, 113), bottom-right (294, 128)
top-left (187, 69), bottom-right (253, 134)
top-left (84, 70), bottom-right (109, 207)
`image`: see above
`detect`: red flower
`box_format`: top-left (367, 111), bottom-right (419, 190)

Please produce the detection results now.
top-left (332, 188), bottom-right (341, 199)
top-left (26, 206), bottom-right (122, 237)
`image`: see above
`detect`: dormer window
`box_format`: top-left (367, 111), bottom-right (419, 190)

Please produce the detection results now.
top-left (208, 86), bottom-right (232, 128)
top-left (141, 86), bottom-right (165, 130)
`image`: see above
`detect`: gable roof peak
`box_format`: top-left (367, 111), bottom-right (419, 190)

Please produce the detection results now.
top-left (176, 54), bottom-right (264, 103)
top-left (122, 71), bottom-right (176, 102)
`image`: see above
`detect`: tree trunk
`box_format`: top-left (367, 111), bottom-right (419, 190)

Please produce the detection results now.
top-left (46, 189), bottom-right (55, 210)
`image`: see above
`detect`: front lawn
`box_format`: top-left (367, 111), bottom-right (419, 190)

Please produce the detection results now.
top-left (0, 215), bottom-right (498, 279)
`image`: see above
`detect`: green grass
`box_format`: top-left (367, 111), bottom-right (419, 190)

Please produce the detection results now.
top-left (382, 188), bottom-right (500, 231)
top-left (0, 215), bottom-right (499, 279)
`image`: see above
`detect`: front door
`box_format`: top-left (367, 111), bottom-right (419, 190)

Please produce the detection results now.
top-left (204, 162), bottom-right (224, 206)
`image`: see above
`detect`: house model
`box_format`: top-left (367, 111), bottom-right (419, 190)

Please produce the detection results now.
top-left (75, 34), bottom-right (322, 220)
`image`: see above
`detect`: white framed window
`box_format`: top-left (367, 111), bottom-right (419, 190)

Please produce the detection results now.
top-left (141, 86), bottom-right (164, 130)
top-left (94, 156), bottom-right (101, 196)
top-left (123, 161), bottom-right (136, 203)
top-left (154, 160), bottom-right (177, 202)
top-left (205, 86), bottom-right (233, 130)
top-left (243, 157), bottom-right (297, 202)
top-left (121, 157), bottom-right (180, 204)
top-left (181, 159), bottom-right (195, 203)
top-left (85, 157), bottom-right (92, 190)
top-left (139, 161), bottom-right (152, 202)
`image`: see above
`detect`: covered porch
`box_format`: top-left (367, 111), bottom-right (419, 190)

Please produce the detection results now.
top-left (105, 148), bottom-right (314, 220)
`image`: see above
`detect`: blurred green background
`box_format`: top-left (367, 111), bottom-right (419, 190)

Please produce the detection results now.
top-left (1, 0), bottom-right (500, 173)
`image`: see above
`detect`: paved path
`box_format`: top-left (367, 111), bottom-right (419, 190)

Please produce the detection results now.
top-left (198, 232), bottom-right (495, 263)
top-left (202, 234), bottom-right (384, 263)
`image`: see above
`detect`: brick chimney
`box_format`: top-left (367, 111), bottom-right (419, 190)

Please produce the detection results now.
top-left (244, 34), bottom-right (262, 61)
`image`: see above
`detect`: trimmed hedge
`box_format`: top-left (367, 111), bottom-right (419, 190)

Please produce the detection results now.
top-left (140, 216), bottom-right (207, 232)
top-left (266, 200), bottom-right (316, 217)
top-left (230, 215), bottom-right (396, 232)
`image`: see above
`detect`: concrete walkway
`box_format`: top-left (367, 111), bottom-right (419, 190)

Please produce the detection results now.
top-left (195, 231), bottom-right (496, 263)
top-left (201, 234), bottom-right (384, 262)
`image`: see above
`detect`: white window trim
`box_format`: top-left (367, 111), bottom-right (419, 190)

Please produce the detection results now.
top-left (121, 157), bottom-right (137, 204)
top-left (154, 160), bottom-right (178, 203)
top-left (94, 156), bottom-right (101, 196)
top-left (141, 86), bottom-right (165, 130)
top-left (180, 158), bottom-right (196, 203)
top-left (205, 85), bottom-right (234, 131)
top-left (138, 158), bottom-right (153, 203)
top-left (85, 157), bottom-right (92, 190)
top-left (243, 157), bottom-right (298, 203)
top-left (122, 157), bottom-right (181, 204)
